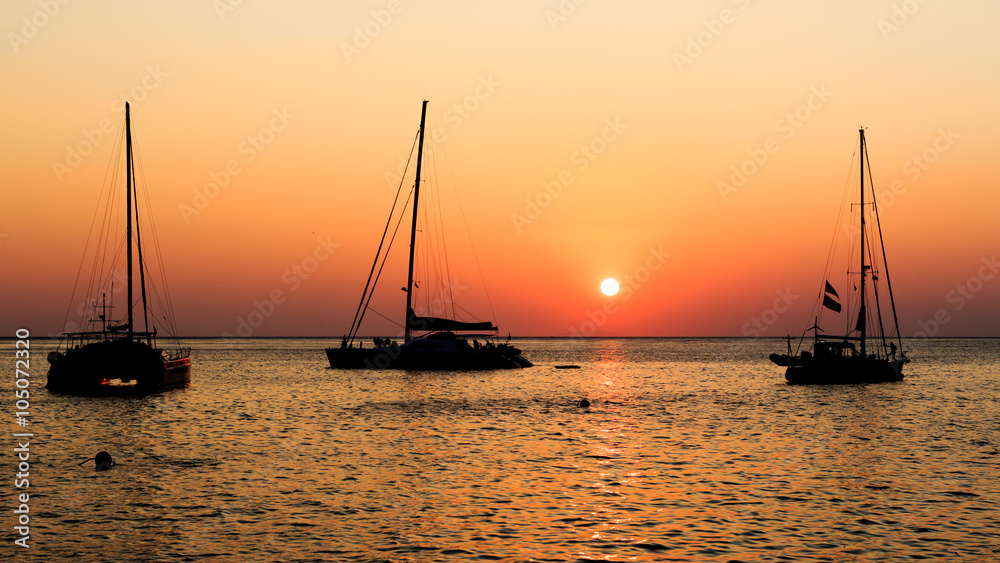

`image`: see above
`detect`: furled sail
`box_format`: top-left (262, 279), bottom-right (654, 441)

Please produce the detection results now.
top-left (855, 303), bottom-right (866, 332)
top-left (407, 308), bottom-right (496, 332)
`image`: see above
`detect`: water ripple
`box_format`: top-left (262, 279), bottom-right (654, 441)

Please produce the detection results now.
top-left (4, 338), bottom-right (999, 561)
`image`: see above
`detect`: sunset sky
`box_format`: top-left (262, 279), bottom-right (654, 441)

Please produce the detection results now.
top-left (2, 0), bottom-right (998, 338)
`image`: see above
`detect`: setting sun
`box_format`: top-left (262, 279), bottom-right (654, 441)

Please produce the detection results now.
top-left (601, 278), bottom-right (620, 297)
top-left (2, 2), bottom-right (998, 340)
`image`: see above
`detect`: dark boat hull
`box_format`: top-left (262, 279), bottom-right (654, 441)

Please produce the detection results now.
top-left (326, 333), bottom-right (532, 370)
top-left (47, 339), bottom-right (191, 396)
top-left (325, 346), bottom-right (531, 370)
top-left (770, 353), bottom-right (905, 385)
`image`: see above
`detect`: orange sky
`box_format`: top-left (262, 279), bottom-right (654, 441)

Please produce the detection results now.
top-left (2, 0), bottom-right (998, 337)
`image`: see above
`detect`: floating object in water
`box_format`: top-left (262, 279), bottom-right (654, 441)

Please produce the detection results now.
top-left (95, 451), bottom-right (115, 471)
top-left (555, 365), bottom-right (580, 369)
top-left (79, 451), bottom-right (115, 471)
top-left (578, 398), bottom-right (590, 408)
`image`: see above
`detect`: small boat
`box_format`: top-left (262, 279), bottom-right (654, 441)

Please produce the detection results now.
top-left (770, 128), bottom-right (908, 384)
top-left (326, 101), bottom-right (531, 370)
top-left (47, 102), bottom-right (191, 395)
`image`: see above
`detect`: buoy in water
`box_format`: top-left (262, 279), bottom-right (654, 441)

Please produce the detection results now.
top-left (578, 398), bottom-right (590, 408)
top-left (94, 451), bottom-right (115, 471)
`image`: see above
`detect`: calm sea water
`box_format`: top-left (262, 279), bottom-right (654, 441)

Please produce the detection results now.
top-left (3, 337), bottom-right (999, 562)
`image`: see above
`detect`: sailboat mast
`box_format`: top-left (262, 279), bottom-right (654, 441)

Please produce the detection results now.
top-left (125, 102), bottom-right (134, 340)
top-left (404, 100), bottom-right (428, 343)
top-left (858, 128), bottom-right (866, 356)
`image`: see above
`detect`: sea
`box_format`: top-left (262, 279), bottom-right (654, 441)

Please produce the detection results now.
top-left (2, 337), bottom-right (998, 562)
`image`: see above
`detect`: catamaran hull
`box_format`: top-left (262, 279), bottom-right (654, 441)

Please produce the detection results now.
top-left (47, 339), bottom-right (191, 396)
top-left (771, 353), bottom-right (905, 385)
top-left (325, 347), bottom-right (532, 370)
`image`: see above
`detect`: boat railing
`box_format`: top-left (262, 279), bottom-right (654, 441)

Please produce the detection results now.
top-left (61, 330), bottom-right (162, 350)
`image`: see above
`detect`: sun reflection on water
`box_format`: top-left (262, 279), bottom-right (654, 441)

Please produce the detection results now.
top-left (16, 338), bottom-right (1000, 561)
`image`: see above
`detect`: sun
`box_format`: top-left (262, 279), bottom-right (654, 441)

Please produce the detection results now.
top-left (600, 278), bottom-right (620, 296)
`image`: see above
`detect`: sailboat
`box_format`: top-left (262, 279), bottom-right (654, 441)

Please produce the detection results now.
top-left (325, 101), bottom-right (531, 370)
top-left (770, 128), bottom-right (908, 384)
top-left (47, 102), bottom-right (192, 395)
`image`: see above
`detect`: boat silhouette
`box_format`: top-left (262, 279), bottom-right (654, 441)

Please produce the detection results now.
top-left (47, 103), bottom-right (191, 395)
top-left (326, 101), bottom-right (531, 370)
top-left (770, 128), bottom-right (908, 384)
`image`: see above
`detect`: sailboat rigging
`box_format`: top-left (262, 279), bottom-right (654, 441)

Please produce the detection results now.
top-left (770, 128), bottom-right (908, 384)
top-left (326, 100), bottom-right (531, 370)
top-left (47, 102), bottom-right (192, 395)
